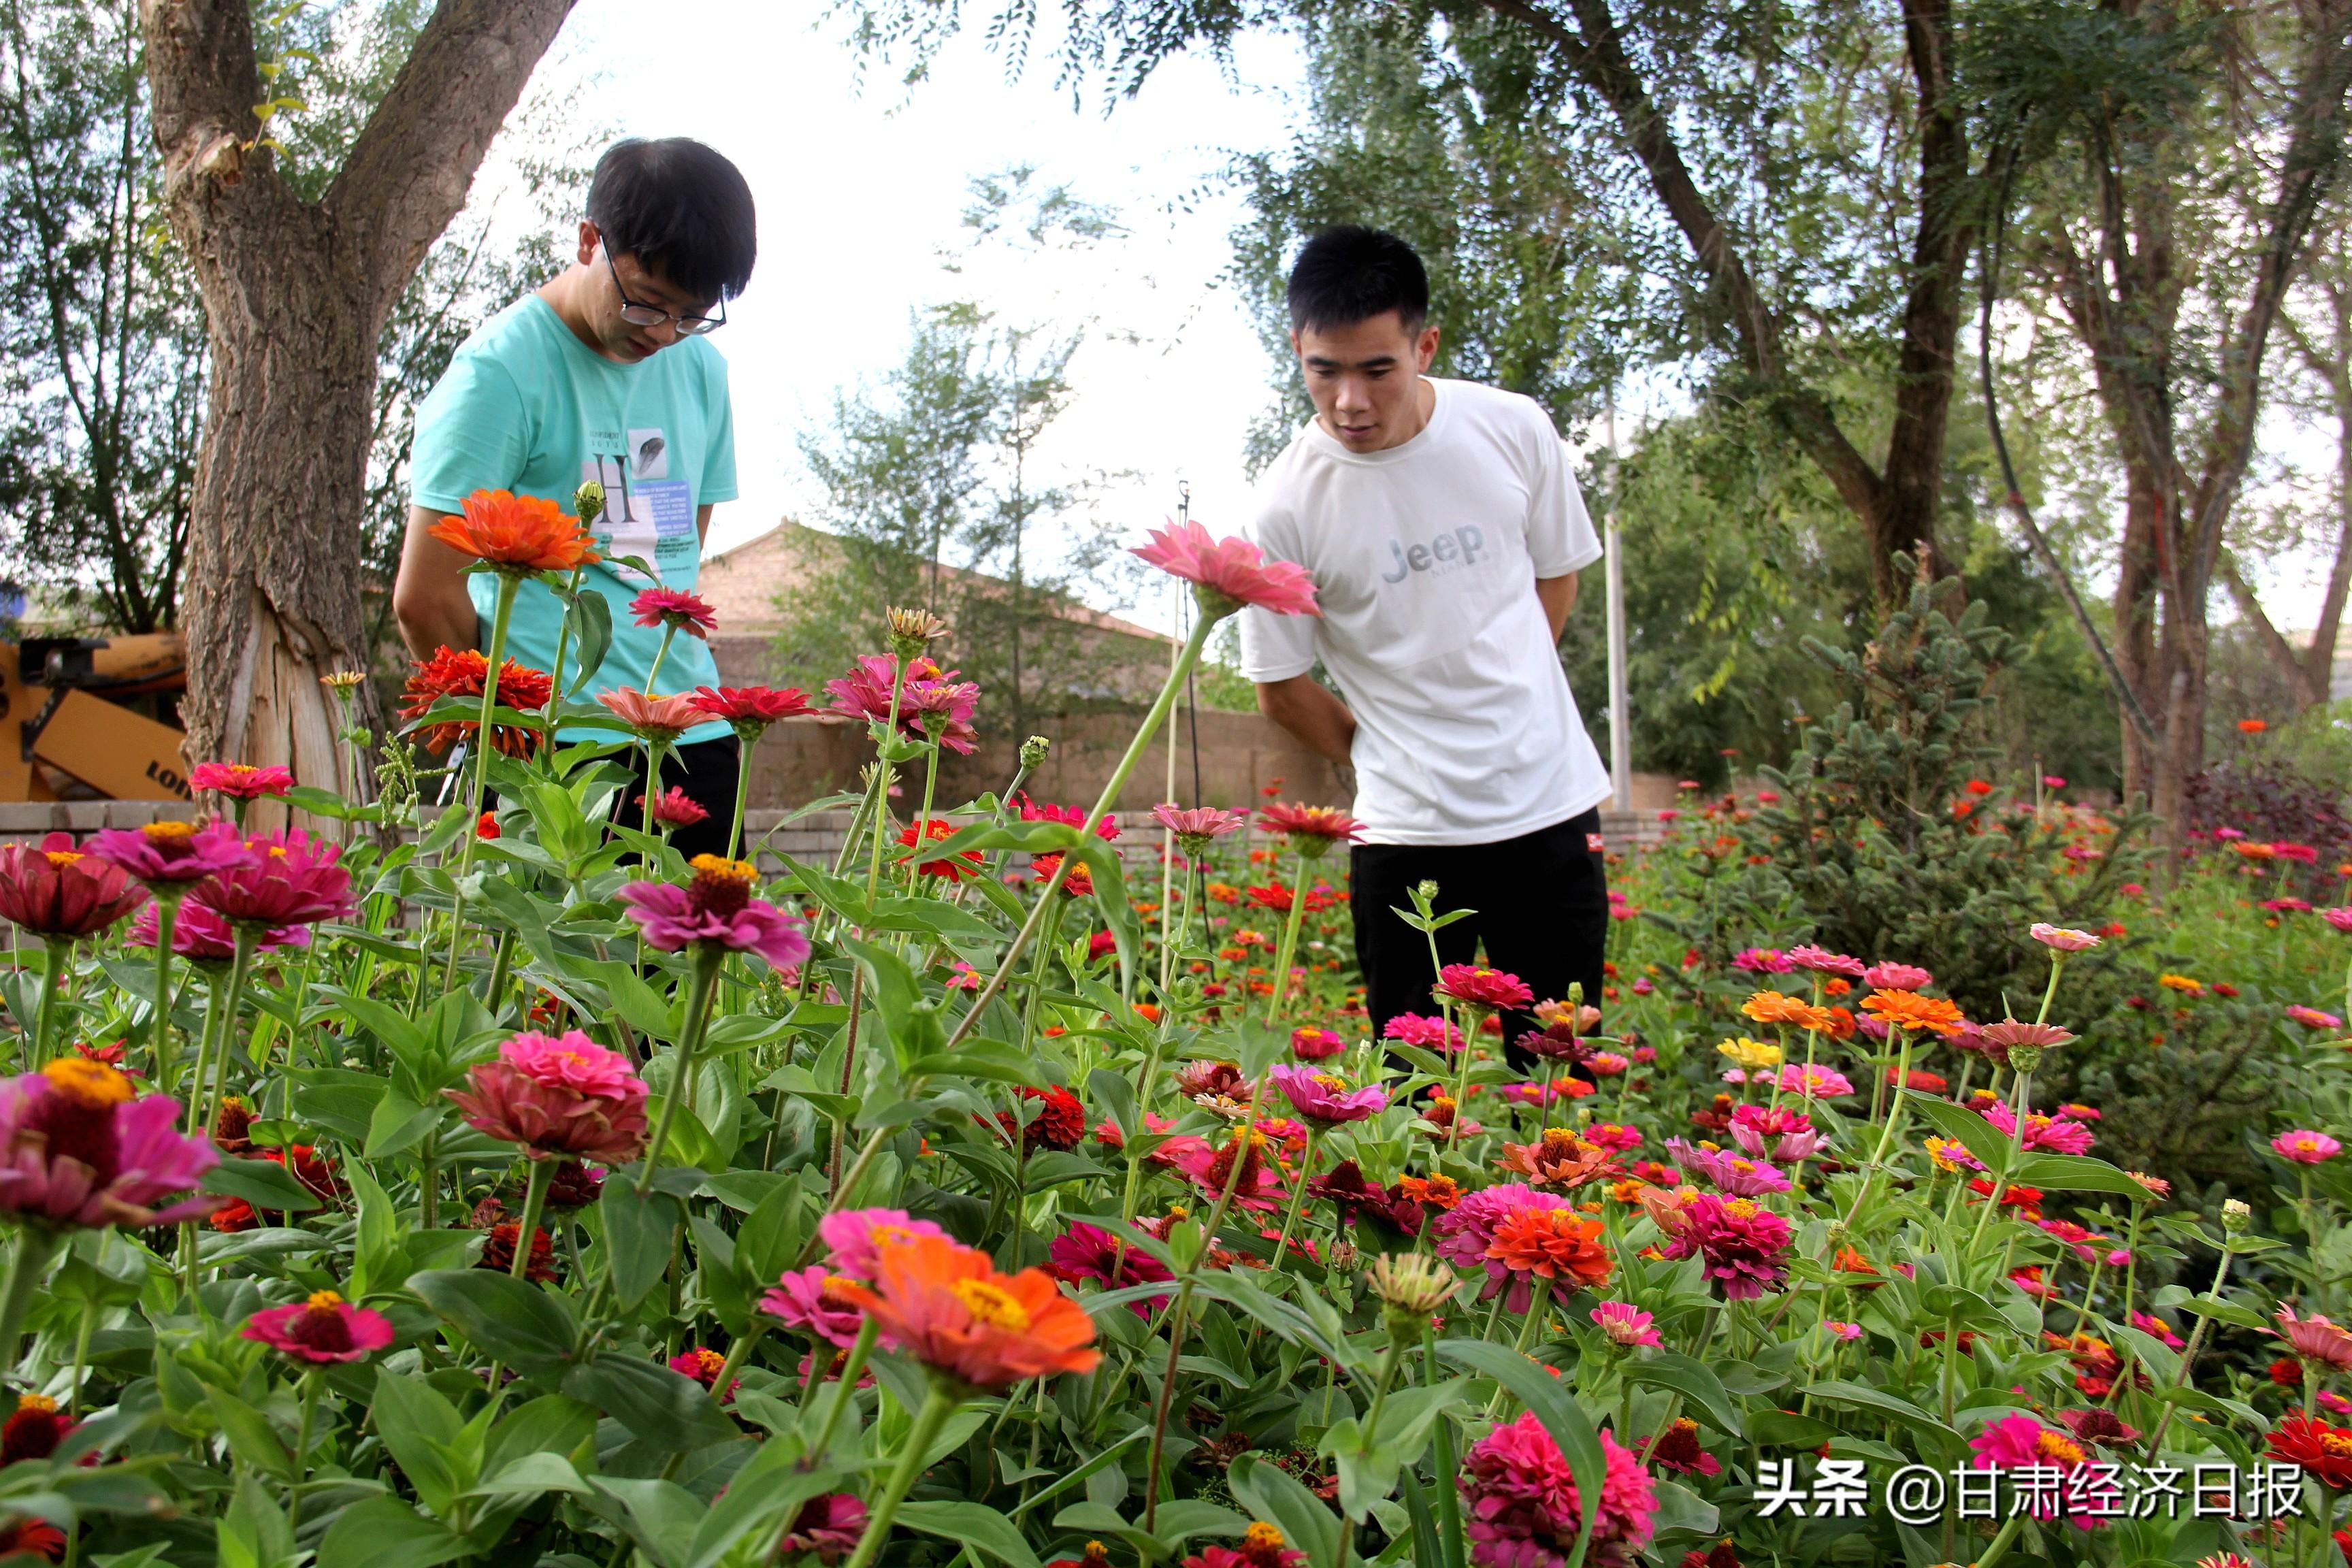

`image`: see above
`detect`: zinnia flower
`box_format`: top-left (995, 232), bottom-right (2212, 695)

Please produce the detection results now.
top-left (86, 819), bottom-right (255, 887)
top-left (1045, 1221), bottom-right (1174, 1316)
top-left (1786, 945), bottom-right (1865, 977)
top-left (2, 1393), bottom-right (76, 1463)
top-left (2029, 924), bottom-right (2102, 951)
top-left (1270, 1064), bottom-right (1387, 1126)
top-left (1498, 1128), bottom-right (1620, 1190)
top-left (1728, 1105), bottom-right (1823, 1162)
top-left (0, 835), bottom-right (146, 938)
top-left (638, 787), bottom-right (710, 829)
top-left (826, 1232), bottom-right (1100, 1388)
top-left (760, 1264), bottom-right (867, 1348)
top-left (1169, 1126), bottom-right (1288, 1211)
top-left (1132, 519), bottom-right (1320, 619)
top-left (1976, 1019), bottom-right (2078, 1052)
top-left (199, 828), bottom-right (354, 930)
top-left (777, 1494), bottom-right (868, 1564)
top-left (1434, 1183), bottom-right (1577, 1308)
top-left (1976, 1100), bottom-right (2096, 1156)
top-left (1154, 804), bottom-right (1247, 855)
top-left (1485, 1207), bottom-right (1614, 1301)
top-left (130, 898), bottom-right (308, 963)
top-left (399, 647), bottom-right (554, 755)
top-left (1648, 1419), bottom-right (1720, 1478)
top-left (620, 855), bottom-right (811, 973)
top-left (2268, 1414), bottom-right (2352, 1490)
top-left (189, 762), bottom-right (295, 800)
top-left (241, 1290), bottom-right (395, 1363)
top-left (900, 818), bottom-right (983, 881)
top-left (818, 1207), bottom-right (952, 1281)
top-left (1290, 1027), bottom-right (1348, 1060)
top-left (2274, 1129), bottom-right (2342, 1164)
top-left (1859, 990), bottom-right (1967, 1037)
top-left (1656, 1193), bottom-right (1793, 1301)
top-left (670, 1346), bottom-right (740, 1403)
top-left (1436, 964), bottom-right (1534, 1013)
top-left (1590, 1302), bottom-right (1662, 1348)
top-left (1970, 1413), bottom-right (2088, 1511)
top-left (427, 488), bottom-right (600, 572)
top-left (2278, 1306), bottom-right (2352, 1371)
top-left (826, 655), bottom-right (980, 753)
top-left (1775, 1064), bottom-right (1854, 1098)
top-left (1384, 1013), bottom-right (1465, 1052)
top-left (2289, 1005), bottom-right (2345, 1030)
top-left (1460, 1412), bottom-right (1656, 1568)
top-left (1017, 796), bottom-right (1120, 841)
top-left (630, 587), bottom-right (717, 637)
top-left (0, 1060), bottom-right (217, 1230)
top-left (689, 684), bottom-right (813, 739)
top-left (1862, 962), bottom-right (1933, 991)
top-left (998, 1085), bottom-right (1087, 1151)
top-left (1258, 802), bottom-right (1366, 855)
top-left (444, 1030), bottom-right (651, 1164)
top-left (599, 687), bottom-right (706, 740)
top-left (1662, 1139), bottom-right (1792, 1196)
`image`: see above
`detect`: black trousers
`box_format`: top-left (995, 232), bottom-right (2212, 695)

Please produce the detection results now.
top-left (1352, 806), bottom-right (1610, 1055)
top-left (612, 735), bottom-right (742, 864)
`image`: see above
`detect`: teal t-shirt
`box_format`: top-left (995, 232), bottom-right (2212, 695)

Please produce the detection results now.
top-left (411, 295), bottom-right (735, 745)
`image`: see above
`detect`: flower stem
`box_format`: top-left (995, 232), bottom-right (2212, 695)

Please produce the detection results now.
top-left (644, 623), bottom-right (679, 696)
top-left (444, 570), bottom-right (523, 994)
top-left (725, 730), bottom-right (756, 860)
top-left (200, 927), bottom-right (259, 1141)
top-left (1268, 1127), bottom-right (1318, 1273)
top-left (806, 1317), bottom-right (879, 1463)
top-left (510, 1159), bottom-right (556, 1280)
top-left (637, 946), bottom-right (724, 1194)
top-left (2144, 1238), bottom-right (2238, 1452)
top-left (0, 1228), bottom-right (56, 1374)
top-left (1263, 843), bottom-right (1313, 1024)
top-left (838, 1379), bottom-right (961, 1568)
top-left (150, 895), bottom-right (180, 1090)
top-left (29, 937), bottom-right (69, 1068)
top-left (1967, 1063), bottom-right (2035, 1265)
top-left (540, 565), bottom-right (587, 762)
top-left (1840, 1028), bottom-right (1916, 1235)
top-left (290, 1368), bottom-right (321, 1529)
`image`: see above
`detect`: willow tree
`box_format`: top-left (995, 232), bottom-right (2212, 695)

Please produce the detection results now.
top-left (142, 0), bottom-right (573, 783)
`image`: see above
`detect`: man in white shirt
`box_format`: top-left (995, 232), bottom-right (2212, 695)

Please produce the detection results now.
top-left (1239, 226), bottom-right (1612, 1047)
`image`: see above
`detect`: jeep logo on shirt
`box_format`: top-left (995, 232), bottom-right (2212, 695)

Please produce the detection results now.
top-left (1380, 525), bottom-right (1486, 583)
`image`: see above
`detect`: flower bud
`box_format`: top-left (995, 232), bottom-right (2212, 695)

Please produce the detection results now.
top-left (1020, 735), bottom-right (1052, 768)
top-left (2222, 1198), bottom-right (2252, 1235)
top-left (574, 479), bottom-right (606, 527)
top-left (2005, 1043), bottom-right (2044, 1075)
top-left (1413, 879), bottom-right (1440, 906)
top-left (884, 605), bottom-right (950, 660)
top-left (1367, 1252), bottom-right (1460, 1337)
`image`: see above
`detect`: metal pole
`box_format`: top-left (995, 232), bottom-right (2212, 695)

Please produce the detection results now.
top-left (1603, 389), bottom-right (1631, 812)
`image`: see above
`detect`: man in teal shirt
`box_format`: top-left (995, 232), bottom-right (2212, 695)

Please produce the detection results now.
top-left (393, 137), bottom-right (756, 860)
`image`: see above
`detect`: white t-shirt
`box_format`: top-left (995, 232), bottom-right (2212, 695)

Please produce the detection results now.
top-left (1238, 378), bottom-right (1610, 846)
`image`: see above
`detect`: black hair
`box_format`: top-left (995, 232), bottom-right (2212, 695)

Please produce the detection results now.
top-left (585, 137), bottom-right (757, 304)
top-left (1286, 225), bottom-right (1429, 335)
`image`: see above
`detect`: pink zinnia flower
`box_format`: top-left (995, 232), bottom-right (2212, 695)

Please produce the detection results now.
top-left (620, 854), bottom-right (811, 973)
top-left (2325, 907), bottom-right (2352, 934)
top-left (2289, 1006), bottom-right (2344, 1030)
top-left (688, 684), bottom-right (813, 736)
top-left (2274, 1129), bottom-right (2342, 1164)
top-left (902, 669), bottom-right (982, 754)
top-left (758, 1264), bottom-right (866, 1348)
top-left (1825, 1320), bottom-right (1863, 1341)
top-left (2278, 1306), bottom-right (2352, 1371)
top-left (1862, 961), bottom-right (1934, 991)
top-left (1729, 1104), bottom-right (1825, 1162)
top-left (2028, 924), bottom-right (2102, 952)
top-left (1978, 1101), bottom-right (2097, 1156)
top-left (817, 1207), bottom-right (951, 1281)
top-left (86, 819), bottom-right (255, 887)
top-left (189, 762), bottom-right (294, 800)
top-left (1590, 1302), bottom-right (1662, 1348)
top-left (1460, 1411), bottom-right (1656, 1568)
top-left (130, 898), bottom-right (308, 963)
top-left (1167, 1128), bottom-right (1288, 1211)
top-left (1436, 964), bottom-right (1535, 1012)
top-left (1663, 1138), bottom-right (1792, 1196)
top-left (1970, 1414), bottom-right (2087, 1515)
top-left (1384, 1013), bottom-right (1465, 1052)
top-left (1152, 804), bottom-right (1247, 851)
top-left (1290, 1027), bottom-right (1348, 1061)
top-left (636, 786), bottom-right (710, 828)
top-left (1776, 1063), bottom-right (1855, 1098)
top-left (242, 1290), bottom-right (395, 1363)
top-left (0, 1060), bottom-right (217, 1230)
top-left (2132, 1310), bottom-right (2186, 1350)
top-left (1045, 1221), bottom-right (1174, 1317)
top-left (1976, 1019), bottom-right (2079, 1051)
top-left (598, 687), bottom-right (706, 739)
top-left (1018, 794), bottom-right (1119, 840)
top-left (1656, 1193), bottom-right (1794, 1301)
top-left (1785, 945), bottom-right (1866, 977)
top-left (1270, 1064), bottom-right (1387, 1126)
top-left (445, 1030), bottom-right (650, 1164)
top-left (1259, 802), bottom-right (1367, 848)
top-left (1584, 1123), bottom-right (1643, 1152)
top-left (0, 834), bottom-right (146, 939)
top-left (778, 1494), bottom-right (868, 1565)
top-left (1132, 518), bottom-right (1320, 618)
top-left (1586, 1052), bottom-right (1630, 1077)
top-left (629, 587), bottom-right (717, 637)
top-left (201, 828), bottom-right (355, 929)
top-left (1731, 947), bottom-right (1793, 974)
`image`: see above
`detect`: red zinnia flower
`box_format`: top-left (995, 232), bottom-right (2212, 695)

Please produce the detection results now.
top-left (2270, 1414), bottom-right (2352, 1489)
top-left (0, 834), bottom-right (146, 939)
top-left (1435, 964), bottom-right (1534, 1013)
top-left (629, 587), bottom-right (717, 638)
top-left (189, 762), bottom-right (295, 800)
top-left (399, 647), bottom-right (554, 756)
top-left (998, 1085), bottom-right (1086, 1152)
top-left (689, 684), bottom-right (813, 739)
top-left (899, 817), bottom-right (983, 881)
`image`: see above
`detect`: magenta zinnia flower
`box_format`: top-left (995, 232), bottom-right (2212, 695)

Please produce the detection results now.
top-left (1460, 1411), bottom-right (1656, 1568)
top-left (778, 1494), bottom-right (868, 1565)
top-left (444, 1030), bottom-right (650, 1164)
top-left (619, 855), bottom-right (811, 973)
top-left (1435, 964), bottom-right (1534, 1013)
top-left (189, 762), bottom-right (293, 800)
top-left (86, 819), bottom-right (255, 887)
top-left (1729, 1104), bottom-right (1824, 1162)
top-left (817, 1207), bottom-right (951, 1281)
top-left (130, 898), bottom-right (310, 964)
top-left (1969, 1414), bottom-right (2087, 1514)
top-left (1731, 947), bottom-right (1793, 974)
top-left (1590, 1302), bottom-right (1663, 1348)
top-left (1258, 802), bottom-right (1366, 849)
top-left (242, 1290), bottom-right (395, 1363)
top-left (0, 834), bottom-right (146, 938)
top-left (1662, 1138), bottom-right (1792, 1196)
top-left (2289, 1005), bottom-right (2345, 1030)
top-left (1167, 1127), bottom-right (1288, 1212)
top-left (637, 786), bottom-right (710, 828)
top-left (759, 1264), bottom-right (866, 1348)
top-left (1045, 1221), bottom-right (1174, 1317)
top-left (1290, 1027), bottom-right (1348, 1061)
top-left (629, 587), bottom-right (717, 638)
top-left (0, 1060), bottom-right (217, 1230)
top-left (1132, 518), bottom-right (1320, 618)
top-left (2325, 907), bottom-right (2352, 934)
top-left (902, 668), bottom-right (982, 754)
top-left (201, 828), bottom-right (355, 929)
top-left (1775, 1063), bottom-right (1855, 1098)
top-left (1656, 1192), bottom-right (1794, 1301)
top-left (1270, 1064), bottom-right (1387, 1126)
top-left (1384, 1013), bottom-right (1466, 1052)
top-left (1978, 1100), bottom-right (2097, 1155)
top-left (1861, 961), bottom-right (1933, 991)
top-left (2274, 1129), bottom-right (2342, 1164)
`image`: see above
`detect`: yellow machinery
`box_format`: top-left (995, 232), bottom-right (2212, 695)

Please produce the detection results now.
top-left (0, 632), bottom-right (191, 802)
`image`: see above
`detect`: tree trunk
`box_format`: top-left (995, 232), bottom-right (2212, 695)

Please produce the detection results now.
top-left (142, 0), bottom-right (574, 791)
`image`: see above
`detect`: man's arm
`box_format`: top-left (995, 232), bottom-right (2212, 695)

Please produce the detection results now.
top-left (1256, 674), bottom-right (1357, 766)
top-left (1536, 572), bottom-right (1580, 644)
top-left (391, 505), bottom-right (480, 659)
top-left (697, 503), bottom-right (714, 545)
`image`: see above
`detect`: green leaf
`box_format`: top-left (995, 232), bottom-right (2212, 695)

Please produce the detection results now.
top-left (203, 1385), bottom-right (293, 1482)
top-left (590, 1475), bottom-right (705, 1567)
top-left (1624, 1353), bottom-right (1744, 1438)
top-left (1320, 1382), bottom-right (1467, 1520)
top-left (1228, 1454), bottom-right (1341, 1568)
top-left (2170, 1294), bottom-right (2267, 1331)
top-left (345, 1162), bottom-right (403, 1302)
top-left (564, 587), bottom-right (613, 698)
top-left (598, 1183), bottom-right (681, 1310)
top-left (406, 1269), bottom-right (576, 1376)
top-left (1907, 1093), bottom-right (2013, 1174)
top-left (898, 1501), bottom-right (1045, 1568)
top-left (314, 1497), bottom-right (468, 1568)
top-left (1802, 1380), bottom-right (1958, 1443)
top-left (469, 1450), bottom-right (591, 1498)
top-left (371, 1368), bottom-right (470, 1516)
top-left (201, 1156), bottom-right (324, 1215)
top-left (2009, 1153), bottom-right (2160, 1198)
top-left (484, 1393), bottom-right (600, 1479)
top-left (561, 1354), bottom-right (738, 1451)
top-left (1437, 1340), bottom-right (1602, 1568)
top-left (218, 1472), bottom-right (297, 1568)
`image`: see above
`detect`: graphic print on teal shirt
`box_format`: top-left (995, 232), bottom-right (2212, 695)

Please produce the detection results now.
top-left (410, 295), bottom-right (737, 745)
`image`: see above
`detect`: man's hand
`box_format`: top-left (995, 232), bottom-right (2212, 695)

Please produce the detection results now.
top-left (391, 506), bottom-right (481, 659)
top-left (1256, 674), bottom-right (1357, 765)
top-left (1536, 571), bottom-right (1580, 643)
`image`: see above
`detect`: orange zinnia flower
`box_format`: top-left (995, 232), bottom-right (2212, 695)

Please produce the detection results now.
top-left (1498, 1128), bottom-right (1620, 1190)
top-left (428, 489), bottom-right (600, 573)
top-left (828, 1234), bottom-right (1100, 1389)
top-left (1397, 1173), bottom-right (1463, 1209)
top-left (1860, 990), bottom-right (1967, 1037)
top-left (1740, 990), bottom-right (1808, 1026)
top-left (1484, 1207), bottom-right (1614, 1290)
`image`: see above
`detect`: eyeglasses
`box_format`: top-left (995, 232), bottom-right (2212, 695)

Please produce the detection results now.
top-left (599, 235), bottom-right (726, 337)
